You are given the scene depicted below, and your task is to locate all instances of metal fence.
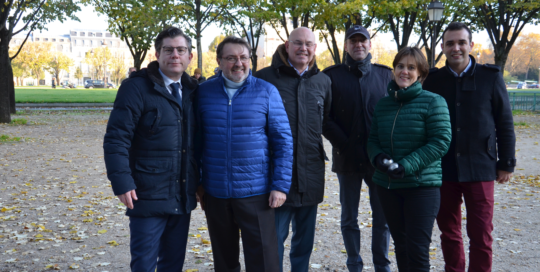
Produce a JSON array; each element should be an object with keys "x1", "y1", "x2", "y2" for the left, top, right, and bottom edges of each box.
[{"x1": 508, "y1": 91, "x2": 540, "y2": 111}]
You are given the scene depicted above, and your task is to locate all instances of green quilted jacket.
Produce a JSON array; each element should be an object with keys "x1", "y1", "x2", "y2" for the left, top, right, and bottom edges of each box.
[{"x1": 367, "y1": 80, "x2": 451, "y2": 189}]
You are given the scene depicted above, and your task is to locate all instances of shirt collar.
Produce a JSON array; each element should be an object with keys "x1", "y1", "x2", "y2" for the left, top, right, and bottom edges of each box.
[
  {"x1": 158, "y1": 68, "x2": 182, "y2": 89},
  {"x1": 287, "y1": 59, "x2": 309, "y2": 76},
  {"x1": 448, "y1": 56, "x2": 472, "y2": 77}
]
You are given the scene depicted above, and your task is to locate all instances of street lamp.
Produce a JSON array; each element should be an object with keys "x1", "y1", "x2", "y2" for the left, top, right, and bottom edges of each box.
[
  {"x1": 477, "y1": 52, "x2": 481, "y2": 64},
  {"x1": 428, "y1": 0, "x2": 445, "y2": 68}
]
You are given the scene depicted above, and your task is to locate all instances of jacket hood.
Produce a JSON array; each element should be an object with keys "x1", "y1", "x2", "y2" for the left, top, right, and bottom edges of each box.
[
  {"x1": 387, "y1": 80, "x2": 423, "y2": 102},
  {"x1": 131, "y1": 61, "x2": 198, "y2": 91},
  {"x1": 270, "y1": 44, "x2": 318, "y2": 78}
]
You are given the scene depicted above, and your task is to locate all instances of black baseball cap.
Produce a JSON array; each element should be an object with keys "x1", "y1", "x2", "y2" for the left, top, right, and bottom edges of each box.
[{"x1": 345, "y1": 25, "x2": 370, "y2": 40}]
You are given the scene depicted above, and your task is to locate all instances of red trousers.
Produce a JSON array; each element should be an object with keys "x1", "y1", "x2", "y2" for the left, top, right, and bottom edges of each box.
[{"x1": 436, "y1": 180, "x2": 494, "y2": 272}]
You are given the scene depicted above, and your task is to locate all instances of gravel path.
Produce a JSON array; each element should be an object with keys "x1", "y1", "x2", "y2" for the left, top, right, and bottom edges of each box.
[{"x1": 0, "y1": 111, "x2": 539, "y2": 272}]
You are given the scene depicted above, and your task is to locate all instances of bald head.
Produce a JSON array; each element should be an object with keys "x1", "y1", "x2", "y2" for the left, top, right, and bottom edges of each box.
[
  {"x1": 289, "y1": 27, "x2": 315, "y2": 41},
  {"x1": 286, "y1": 27, "x2": 317, "y2": 73}
]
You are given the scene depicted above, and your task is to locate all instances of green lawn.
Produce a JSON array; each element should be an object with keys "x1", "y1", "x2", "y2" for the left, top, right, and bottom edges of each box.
[{"x1": 15, "y1": 88, "x2": 118, "y2": 103}]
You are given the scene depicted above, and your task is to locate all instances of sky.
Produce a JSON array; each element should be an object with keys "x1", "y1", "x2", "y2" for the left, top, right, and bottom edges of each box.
[{"x1": 42, "y1": 5, "x2": 540, "y2": 54}]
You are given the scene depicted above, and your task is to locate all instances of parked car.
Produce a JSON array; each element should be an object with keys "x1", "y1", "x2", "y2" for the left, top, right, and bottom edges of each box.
[
  {"x1": 528, "y1": 83, "x2": 539, "y2": 89},
  {"x1": 517, "y1": 82, "x2": 527, "y2": 89},
  {"x1": 84, "y1": 79, "x2": 115, "y2": 89},
  {"x1": 61, "y1": 81, "x2": 77, "y2": 88}
]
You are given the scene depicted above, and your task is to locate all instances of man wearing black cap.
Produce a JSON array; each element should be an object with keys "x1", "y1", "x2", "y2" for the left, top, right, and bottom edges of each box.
[{"x1": 323, "y1": 25, "x2": 392, "y2": 272}]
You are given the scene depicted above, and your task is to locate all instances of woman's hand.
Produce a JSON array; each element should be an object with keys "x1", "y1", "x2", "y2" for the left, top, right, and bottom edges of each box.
[
  {"x1": 388, "y1": 164, "x2": 405, "y2": 179},
  {"x1": 375, "y1": 153, "x2": 393, "y2": 172}
]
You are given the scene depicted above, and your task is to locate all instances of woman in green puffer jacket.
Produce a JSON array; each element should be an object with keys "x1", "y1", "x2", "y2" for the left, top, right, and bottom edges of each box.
[{"x1": 367, "y1": 47, "x2": 451, "y2": 272}]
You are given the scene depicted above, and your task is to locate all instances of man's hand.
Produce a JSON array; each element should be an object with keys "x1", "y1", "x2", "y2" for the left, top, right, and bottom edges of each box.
[
  {"x1": 117, "y1": 190, "x2": 138, "y2": 209},
  {"x1": 496, "y1": 170, "x2": 513, "y2": 183},
  {"x1": 196, "y1": 185, "x2": 206, "y2": 211},
  {"x1": 269, "y1": 190, "x2": 286, "y2": 208}
]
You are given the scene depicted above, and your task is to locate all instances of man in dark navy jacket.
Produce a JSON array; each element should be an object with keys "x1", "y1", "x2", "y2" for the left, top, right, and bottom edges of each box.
[
  {"x1": 323, "y1": 26, "x2": 392, "y2": 272},
  {"x1": 423, "y1": 22, "x2": 516, "y2": 272},
  {"x1": 103, "y1": 27, "x2": 199, "y2": 272}
]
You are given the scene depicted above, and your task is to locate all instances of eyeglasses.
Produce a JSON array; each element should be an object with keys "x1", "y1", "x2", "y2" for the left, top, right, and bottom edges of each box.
[
  {"x1": 291, "y1": 41, "x2": 315, "y2": 48},
  {"x1": 222, "y1": 56, "x2": 251, "y2": 63},
  {"x1": 161, "y1": 46, "x2": 189, "y2": 55}
]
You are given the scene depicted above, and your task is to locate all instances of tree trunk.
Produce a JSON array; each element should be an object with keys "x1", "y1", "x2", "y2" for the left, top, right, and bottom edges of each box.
[
  {"x1": 493, "y1": 45, "x2": 508, "y2": 75},
  {"x1": 133, "y1": 51, "x2": 144, "y2": 71},
  {"x1": 328, "y1": 25, "x2": 341, "y2": 65},
  {"x1": 0, "y1": 40, "x2": 12, "y2": 123},
  {"x1": 197, "y1": 34, "x2": 202, "y2": 70},
  {"x1": 251, "y1": 50, "x2": 258, "y2": 72}
]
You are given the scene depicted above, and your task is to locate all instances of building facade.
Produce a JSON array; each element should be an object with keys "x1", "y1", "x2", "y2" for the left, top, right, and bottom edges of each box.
[{"x1": 10, "y1": 29, "x2": 133, "y2": 86}]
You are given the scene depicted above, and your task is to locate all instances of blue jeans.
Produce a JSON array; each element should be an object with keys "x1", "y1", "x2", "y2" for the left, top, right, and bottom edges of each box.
[
  {"x1": 129, "y1": 214, "x2": 191, "y2": 272},
  {"x1": 275, "y1": 205, "x2": 318, "y2": 272},
  {"x1": 337, "y1": 171, "x2": 391, "y2": 272}
]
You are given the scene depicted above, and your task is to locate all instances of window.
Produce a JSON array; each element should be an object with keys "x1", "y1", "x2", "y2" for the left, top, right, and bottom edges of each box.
[
  {"x1": 60, "y1": 39, "x2": 64, "y2": 42},
  {"x1": 71, "y1": 31, "x2": 77, "y2": 36},
  {"x1": 106, "y1": 33, "x2": 112, "y2": 38},
  {"x1": 52, "y1": 38, "x2": 56, "y2": 42},
  {"x1": 35, "y1": 38, "x2": 40, "y2": 41},
  {"x1": 80, "y1": 32, "x2": 85, "y2": 37},
  {"x1": 97, "y1": 33, "x2": 103, "y2": 37},
  {"x1": 44, "y1": 38, "x2": 49, "y2": 41}
]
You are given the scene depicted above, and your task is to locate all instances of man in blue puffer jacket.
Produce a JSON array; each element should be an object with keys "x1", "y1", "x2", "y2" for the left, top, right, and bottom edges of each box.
[{"x1": 197, "y1": 36, "x2": 293, "y2": 272}]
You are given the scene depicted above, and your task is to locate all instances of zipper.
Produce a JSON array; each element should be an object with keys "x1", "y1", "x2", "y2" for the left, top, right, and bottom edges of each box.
[
  {"x1": 389, "y1": 102, "x2": 403, "y2": 189},
  {"x1": 227, "y1": 98, "x2": 232, "y2": 197},
  {"x1": 225, "y1": 83, "x2": 246, "y2": 197}
]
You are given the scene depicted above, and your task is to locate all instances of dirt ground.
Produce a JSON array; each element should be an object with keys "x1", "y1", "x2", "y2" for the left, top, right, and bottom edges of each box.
[{"x1": 0, "y1": 111, "x2": 539, "y2": 272}]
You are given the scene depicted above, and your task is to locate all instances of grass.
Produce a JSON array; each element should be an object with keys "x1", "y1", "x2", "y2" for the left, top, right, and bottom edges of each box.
[
  {"x1": 514, "y1": 121, "x2": 529, "y2": 127},
  {"x1": 15, "y1": 88, "x2": 118, "y2": 103},
  {"x1": 9, "y1": 118, "x2": 27, "y2": 125},
  {"x1": 512, "y1": 110, "x2": 538, "y2": 116},
  {"x1": 0, "y1": 134, "x2": 22, "y2": 143}
]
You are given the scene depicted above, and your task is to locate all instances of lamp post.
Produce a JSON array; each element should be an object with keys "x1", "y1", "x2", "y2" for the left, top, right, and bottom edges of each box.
[
  {"x1": 477, "y1": 52, "x2": 481, "y2": 64},
  {"x1": 428, "y1": 0, "x2": 445, "y2": 68}
]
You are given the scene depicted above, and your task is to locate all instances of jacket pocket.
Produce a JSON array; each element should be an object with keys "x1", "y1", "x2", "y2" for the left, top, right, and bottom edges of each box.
[
  {"x1": 486, "y1": 134, "x2": 496, "y2": 160},
  {"x1": 139, "y1": 108, "x2": 161, "y2": 137},
  {"x1": 133, "y1": 158, "x2": 172, "y2": 199}
]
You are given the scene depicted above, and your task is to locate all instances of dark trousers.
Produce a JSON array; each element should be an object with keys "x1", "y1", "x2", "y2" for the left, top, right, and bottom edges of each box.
[
  {"x1": 129, "y1": 213, "x2": 191, "y2": 272},
  {"x1": 337, "y1": 171, "x2": 391, "y2": 272},
  {"x1": 205, "y1": 193, "x2": 280, "y2": 272},
  {"x1": 274, "y1": 204, "x2": 318, "y2": 272},
  {"x1": 376, "y1": 185, "x2": 440, "y2": 272},
  {"x1": 436, "y1": 181, "x2": 495, "y2": 272}
]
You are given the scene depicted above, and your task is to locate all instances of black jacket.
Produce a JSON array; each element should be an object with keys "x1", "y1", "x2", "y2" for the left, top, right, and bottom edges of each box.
[
  {"x1": 255, "y1": 44, "x2": 332, "y2": 207},
  {"x1": 323, "y1": 53, "x2": 392, "y2": 173},
  {"x1": 103, "y1": 61, "x2": 200, "y2": 217},
  {"x1": 423, "y1": 56, "x2": 516, "y2": 182},
  {"x1": 191, "y1": 75, "x2": 206, "y2": 84}
]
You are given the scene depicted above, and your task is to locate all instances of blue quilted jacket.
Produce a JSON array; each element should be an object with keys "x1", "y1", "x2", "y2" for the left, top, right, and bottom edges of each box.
[{"x1": 198, "y1": 72, "x2": 293, "y2": 199}]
